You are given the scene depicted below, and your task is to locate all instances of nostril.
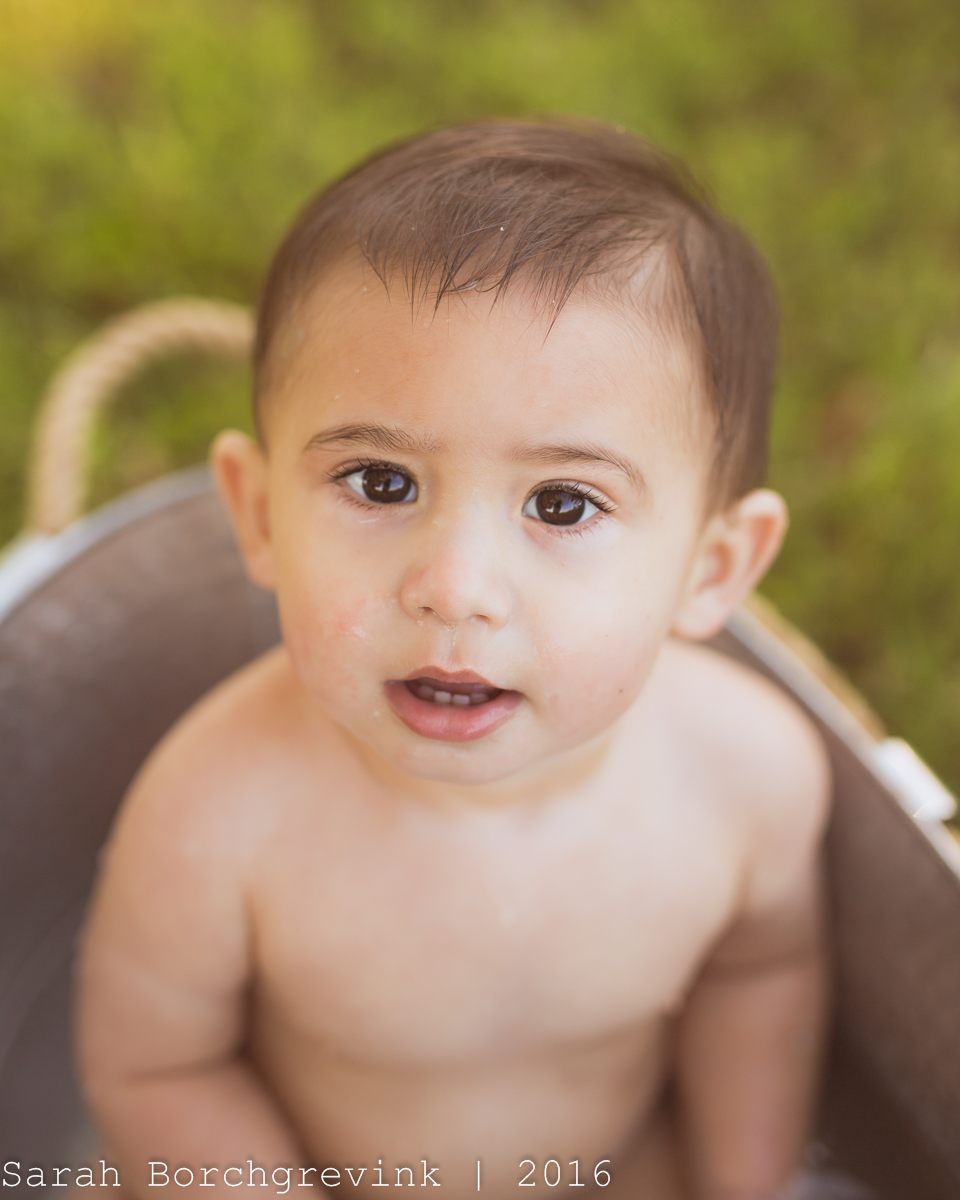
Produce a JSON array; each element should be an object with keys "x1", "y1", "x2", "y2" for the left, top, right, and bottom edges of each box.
[{"x1": 400, "y1": 564, "x2": 510, "y2": 629}]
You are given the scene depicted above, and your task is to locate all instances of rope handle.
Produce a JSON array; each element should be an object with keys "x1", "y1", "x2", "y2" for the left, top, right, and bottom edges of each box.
[{"x1": 26, "y1": 297, "x2": 254, "y2": 535}]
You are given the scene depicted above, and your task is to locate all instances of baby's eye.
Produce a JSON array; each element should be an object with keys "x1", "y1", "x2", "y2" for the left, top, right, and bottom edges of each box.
[
  {"x1": 344, "y1": 466, "x2": 417, "y2": 504},
  {"x1": 522, "y1": 487, "x2": 600, "y2": 526}
]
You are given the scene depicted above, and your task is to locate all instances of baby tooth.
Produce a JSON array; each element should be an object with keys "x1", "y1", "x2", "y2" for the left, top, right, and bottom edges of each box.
[
  {"x1": 451, "y1": 693, "x2": 471, "y2": 706},
  {"x1": 470, "y1": 692, "x2": 489, "y2": 704},
  {"x1": 433, "y1": 691, "x2": 452, "y2": 704},
  {"x1": 416, "y1": 685, "x2": 435, "y2": 700}
]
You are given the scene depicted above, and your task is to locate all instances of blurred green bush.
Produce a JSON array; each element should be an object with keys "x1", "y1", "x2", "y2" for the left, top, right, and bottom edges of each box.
[{"x1": 2, "y1": 0, "x2": 959, "y2": 793}]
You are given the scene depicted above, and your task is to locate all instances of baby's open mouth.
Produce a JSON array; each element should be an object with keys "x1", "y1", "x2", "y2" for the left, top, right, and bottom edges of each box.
[
  {"x1": 386, "y1": 672, "x2": 520, "y2": 742},
  {"x1": 404, "y1": 678, "x2": 503, "y2": 707}
]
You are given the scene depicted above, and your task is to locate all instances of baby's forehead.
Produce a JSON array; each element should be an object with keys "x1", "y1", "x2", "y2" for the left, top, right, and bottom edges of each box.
[
  {"x1": 265, "y1": 260, "x2": 714, "y2": 471},
  {"x1": 272, "y1": 239, "x2": 682, "y2": 358}
]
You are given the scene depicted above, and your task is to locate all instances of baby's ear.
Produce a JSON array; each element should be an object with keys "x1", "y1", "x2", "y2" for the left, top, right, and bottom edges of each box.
[
  {"x1": 209, "y1": 430, "x2": 276, "y2": 591},
  {"x1": 671, "y1": 488, "x2": 787, "y2": 641}
]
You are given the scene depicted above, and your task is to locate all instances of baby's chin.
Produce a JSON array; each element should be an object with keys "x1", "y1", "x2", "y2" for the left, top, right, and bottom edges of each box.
[
  {"x1": 355, "y1": 705, "x2": 632, "y2": 794},
  {"x1": 375, "y1": 719, "x2": 552, "y2": 789},
  {"x1": 320, "y1": 703, "x2": 553, "y2": 790}
]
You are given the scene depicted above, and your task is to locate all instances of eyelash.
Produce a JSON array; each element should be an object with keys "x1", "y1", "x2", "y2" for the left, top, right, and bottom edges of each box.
[
  {"x1": 328, "y1": 458, "x2": 416, "y2": 506},
  {"x1": 528, "y1": 481, "x2": 614, "y2": 513},
  {"x1": 329, "y1": 457, "x2": 412, "y2": 479},
  {"x1": 328, "y1": 460, "x2": 615, "y2": 529}
]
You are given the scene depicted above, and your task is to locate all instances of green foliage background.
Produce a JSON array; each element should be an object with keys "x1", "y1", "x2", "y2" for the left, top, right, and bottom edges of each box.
[{"x1": 2, "y1": 0, "x2": 960, "y2": 793}]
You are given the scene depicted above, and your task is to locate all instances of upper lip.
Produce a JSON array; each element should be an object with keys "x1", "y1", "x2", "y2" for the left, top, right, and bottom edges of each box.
[{"x1": 399, "y1": 666, "x2": 500, "y2": 688}]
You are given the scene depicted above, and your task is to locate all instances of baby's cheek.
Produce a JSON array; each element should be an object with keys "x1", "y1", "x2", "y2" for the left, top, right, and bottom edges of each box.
[
  {"x1": 280, "y1": 580, "x2": 387, "y2": 697},
  {"x1": 535, "y1": 596, "x2": 662, "y2": 732},
  {"x1": 328, "y1": 597, "x2": 378, "y2": 642}
]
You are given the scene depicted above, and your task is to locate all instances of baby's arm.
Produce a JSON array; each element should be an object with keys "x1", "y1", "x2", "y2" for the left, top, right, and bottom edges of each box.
[
  {"x1": 77, "y1": 736, "x2": 322, "y2": 1200},
  {"x1": 675, "y1": 705, "x2": 831, "y2": 1200}
]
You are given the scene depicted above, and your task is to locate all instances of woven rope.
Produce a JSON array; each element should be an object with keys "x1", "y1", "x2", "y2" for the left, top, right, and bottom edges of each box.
[{"x1": 26, "y1": 298, "x2": 254, "y2": 535}]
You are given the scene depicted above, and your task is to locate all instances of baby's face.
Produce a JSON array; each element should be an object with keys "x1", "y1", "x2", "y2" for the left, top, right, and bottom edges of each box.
[{"x1": 236, "y1": 266, "x2": 721, "y2": 787}]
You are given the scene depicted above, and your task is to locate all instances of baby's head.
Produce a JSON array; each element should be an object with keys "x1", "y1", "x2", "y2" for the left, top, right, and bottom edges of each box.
[{"x1": 214, "y1": 119, "x2": 786, "y2": 789}]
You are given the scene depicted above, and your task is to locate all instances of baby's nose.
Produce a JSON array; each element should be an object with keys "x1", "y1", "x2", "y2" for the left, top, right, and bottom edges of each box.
[{"x1": 399, "y1": 516, "x2": 511, "y2": 630}]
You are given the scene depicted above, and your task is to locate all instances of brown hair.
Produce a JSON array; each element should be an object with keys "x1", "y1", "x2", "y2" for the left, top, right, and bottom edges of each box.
[{"x1": 254, "y1": 119, "x2": 778, "y2": 504}]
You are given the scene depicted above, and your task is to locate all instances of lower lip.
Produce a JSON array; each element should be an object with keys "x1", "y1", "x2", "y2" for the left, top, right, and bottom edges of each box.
[{"x1": 385, "y1": 681, "x2": 523, "y2": 743}]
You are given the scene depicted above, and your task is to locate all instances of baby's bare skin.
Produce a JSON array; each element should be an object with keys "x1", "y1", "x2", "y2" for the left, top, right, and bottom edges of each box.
[
  {"x1": 80, "y1": 640, "x2": 826, "y2": 1200},
  {"x1": 78, "y1": 269, "x2": 829, "y2": 1200}
]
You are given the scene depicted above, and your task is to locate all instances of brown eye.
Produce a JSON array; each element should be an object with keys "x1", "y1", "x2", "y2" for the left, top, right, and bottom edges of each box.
[
  {"x1": 344, "y1": 466, "x2": 417, "y2": 504},
  {"x1": 524, "y1": 488, "x2": 598, "y2": 526}
]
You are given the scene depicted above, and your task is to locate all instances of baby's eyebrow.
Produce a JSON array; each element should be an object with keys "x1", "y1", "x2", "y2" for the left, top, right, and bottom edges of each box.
[
  {"x1": 304, "y1": 423, "x2": 442, "y2": 455},
  {"x1": 304, "y1": 425, "x2": 643, "y2": 489},
  {"x1": 511, "y1": 443, "x2": 645, "y2": 489}
]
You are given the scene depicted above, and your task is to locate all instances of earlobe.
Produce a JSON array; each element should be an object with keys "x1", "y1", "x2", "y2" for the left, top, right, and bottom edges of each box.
[
  {"x1": 671, "y1": 489, "x2": 788, "y2": 641},
  {"x1": 209, "y1": 430, "x2": 276, "y2": 590}
]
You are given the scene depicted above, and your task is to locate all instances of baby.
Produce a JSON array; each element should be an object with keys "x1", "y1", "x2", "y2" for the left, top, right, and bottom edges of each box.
[{"x1": 77, "y1": 121, "x2": 830, "y2": 1200}]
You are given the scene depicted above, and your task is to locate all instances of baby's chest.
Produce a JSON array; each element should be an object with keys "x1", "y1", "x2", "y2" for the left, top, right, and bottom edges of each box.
[{"x1": 251, "y1": 816, "x2": 738, "y2": 1064}]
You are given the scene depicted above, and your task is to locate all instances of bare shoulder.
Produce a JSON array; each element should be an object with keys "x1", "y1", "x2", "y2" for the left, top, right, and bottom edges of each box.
[
  {"x1": 645, "y1": 637, "x2": 832, "y2": 964},
  {"x1": 102, "y1": 644, "x2": 311, "y2": 878},
  {"x1": 78, "y1": 652, "x2": 316, "y2": 1083},
  {"x1": 653, "y1": 636, "x2": 831, "y2": 854},
  {"x1": 80, "y1": 644, "x2": 324, "y2": 1000}
]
